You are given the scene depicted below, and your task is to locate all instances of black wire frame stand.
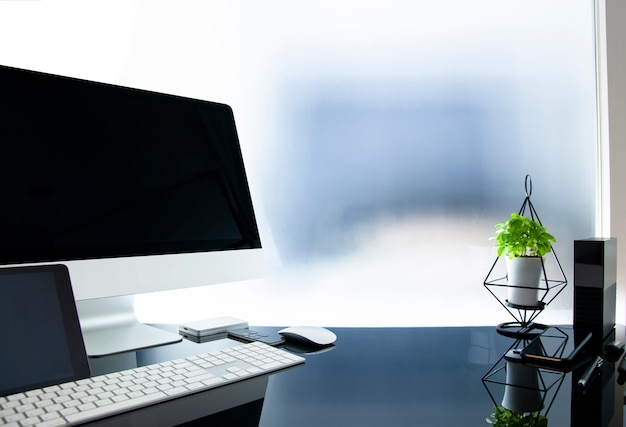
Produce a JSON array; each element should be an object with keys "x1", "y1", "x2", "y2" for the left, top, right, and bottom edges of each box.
[
  {"x1": 484, "y1": 176, "x2": 568, "y2": 339},
  {"x1": 482, "y1": 336, "x2": 566, "y2": 423}
]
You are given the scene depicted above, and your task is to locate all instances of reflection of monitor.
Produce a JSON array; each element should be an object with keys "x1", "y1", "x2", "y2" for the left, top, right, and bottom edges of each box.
[{"x1": 0, "y1": 65, "x2": 264, "y2": 357}]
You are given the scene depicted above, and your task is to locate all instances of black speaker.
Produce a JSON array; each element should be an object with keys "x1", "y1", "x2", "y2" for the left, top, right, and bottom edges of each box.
[
  {"x1": 573, "y1": 238, "x2": 617, "y2": 353},
  {"x1": 571, "y1": 238, "x2": 617, "y2": 427}
]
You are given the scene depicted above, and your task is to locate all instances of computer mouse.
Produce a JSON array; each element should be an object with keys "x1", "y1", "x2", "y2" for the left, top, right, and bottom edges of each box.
[{"x1": 278, "y1": 326, "x2": 337, "y2": 346}]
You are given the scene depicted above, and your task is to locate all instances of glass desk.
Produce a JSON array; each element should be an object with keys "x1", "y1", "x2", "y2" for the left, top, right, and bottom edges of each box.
[{"x1": 87, "y1": 325, "x2": 624, "y2": 426}]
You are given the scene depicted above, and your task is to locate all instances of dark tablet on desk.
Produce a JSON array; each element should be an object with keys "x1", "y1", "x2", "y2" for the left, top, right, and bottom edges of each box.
[{"x1": 0, "y1": 264, "x2": 90, "y2": 396}]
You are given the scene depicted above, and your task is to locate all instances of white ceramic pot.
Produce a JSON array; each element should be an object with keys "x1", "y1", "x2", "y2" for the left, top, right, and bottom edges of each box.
[{"x1": 505, "y1": 256, "x2": 543, "y2": 307}]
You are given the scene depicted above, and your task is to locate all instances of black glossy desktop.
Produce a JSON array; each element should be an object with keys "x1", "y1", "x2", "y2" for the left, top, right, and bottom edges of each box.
[{"x1": 87, "y1": 325, "x2": 624, "y2": 427}]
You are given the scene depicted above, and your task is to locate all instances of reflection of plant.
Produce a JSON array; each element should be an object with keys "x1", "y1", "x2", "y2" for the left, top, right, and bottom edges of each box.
[
  {"x1": 493, "y1": 213, "x2": 556, "y2": 259},
  {"x1": 486, "y1": 406, "x2": 547, "y2": 427}
]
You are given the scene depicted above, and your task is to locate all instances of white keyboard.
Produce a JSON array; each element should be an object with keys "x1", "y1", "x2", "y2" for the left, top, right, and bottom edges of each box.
[{"x1": 0, "y1": 341, "x2": 304, "y2": 426}]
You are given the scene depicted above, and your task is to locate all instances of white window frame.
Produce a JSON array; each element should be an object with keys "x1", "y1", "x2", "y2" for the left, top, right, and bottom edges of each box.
[{"x1": 595, "y1": 0, "x2": 626, "y2": 324}]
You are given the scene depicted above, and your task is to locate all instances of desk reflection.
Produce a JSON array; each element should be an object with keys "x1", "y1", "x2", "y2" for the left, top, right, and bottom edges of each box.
[{"x1": 87, "y1": 326, "x2": 622, "y2": 427}]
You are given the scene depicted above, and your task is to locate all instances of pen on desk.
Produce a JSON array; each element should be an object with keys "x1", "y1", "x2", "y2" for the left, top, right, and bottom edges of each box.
[{"x1": 578, "y1": 355, "x2": 603, "y2": 392}]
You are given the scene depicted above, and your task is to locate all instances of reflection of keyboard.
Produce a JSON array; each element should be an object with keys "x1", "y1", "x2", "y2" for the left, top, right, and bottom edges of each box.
[{"x1": 0, "y1": 342, "x2": 304, "y2": 426}]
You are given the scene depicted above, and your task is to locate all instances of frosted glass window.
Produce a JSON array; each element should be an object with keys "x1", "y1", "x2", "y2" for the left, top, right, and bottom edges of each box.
[
  {"x1": 236, "y1": 0, "x2": 597, "y2": 325},
  {"x1": 137, "y1": 0, "x2": 598, "y2": 326},
  {"x1": 1, "y1": 1, "x2": 595, "y2": 325}
]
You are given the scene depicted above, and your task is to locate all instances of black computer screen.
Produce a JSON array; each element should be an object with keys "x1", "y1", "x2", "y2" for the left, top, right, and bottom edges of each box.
[
  {"x1": 0, "y1": 265, "x2": 90, "y2": 396},
  {"x1": 0, "y1": 64, "x2": 261, "y2": 265}
]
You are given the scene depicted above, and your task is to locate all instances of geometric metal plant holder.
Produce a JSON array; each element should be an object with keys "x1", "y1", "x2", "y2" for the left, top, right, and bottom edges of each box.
[
  {"x1": 482, "y1": 340, "x2": 566, "y2": 423},
  {"x1": 484, "y1": 175, "x2": 567, "y2": 338}
]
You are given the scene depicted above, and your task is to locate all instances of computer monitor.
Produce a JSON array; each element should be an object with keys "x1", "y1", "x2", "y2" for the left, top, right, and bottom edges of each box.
[{"x1": 0, "y1": 65, "x2": 264, "y2": 357}]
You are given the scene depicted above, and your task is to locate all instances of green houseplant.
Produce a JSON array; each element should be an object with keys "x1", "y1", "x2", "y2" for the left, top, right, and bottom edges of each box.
[
  {"x1": 486, "y1": 406, "x2": 547, "y2": 427},
  {"x1": 493, "y1": 213, "x2": 556, "y2": 307},
  {"x1": 494, "y1": 213, "x2": 556, "y2": 259}
]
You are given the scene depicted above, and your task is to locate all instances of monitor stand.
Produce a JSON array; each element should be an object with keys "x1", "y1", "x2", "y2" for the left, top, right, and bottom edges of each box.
[{"x1": 76, "y1": 295, "x2": 182, "y2": 357}]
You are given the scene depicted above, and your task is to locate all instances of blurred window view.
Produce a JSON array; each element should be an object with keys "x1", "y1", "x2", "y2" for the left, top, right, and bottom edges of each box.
[
  {"x1": 120, "y1": 0, "x2": 597, "y2": 325},
  {"x1": 242, "y1": 1, "x2": 597, "y2": 323}
]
